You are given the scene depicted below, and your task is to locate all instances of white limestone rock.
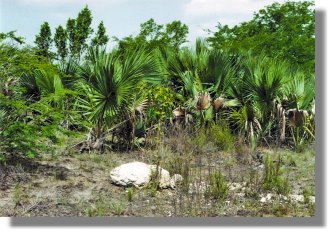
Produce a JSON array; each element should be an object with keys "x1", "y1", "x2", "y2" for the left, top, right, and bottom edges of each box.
[
  {"x1": 170, "y1": 174, "x2": 183, "y2": 188},
  {"x1": 110, "y1": 161, "x2": 178, "y2": 189},
  {"x1": 289, "y1": 194, "x2": 305, "y2": 203},
  {"x1": 260, "y1": 193, "x2": 274, "y2": 203},
  {"x1": 308, "y1": 196, "x2": 315, "y2": 204}
]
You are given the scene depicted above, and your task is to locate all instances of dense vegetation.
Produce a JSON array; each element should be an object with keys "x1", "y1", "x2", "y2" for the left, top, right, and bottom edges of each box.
[
  {"x1": 0, "y1": 1, "x2": 315, "y2": 162},
  {"x1": 0, "y1": 1, "x2": 316, "y2": 218}
]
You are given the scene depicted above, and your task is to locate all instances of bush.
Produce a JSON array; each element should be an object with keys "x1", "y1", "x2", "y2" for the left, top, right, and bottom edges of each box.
[
  {"x1": 0, "y1": 96, "x2": 63, "y2": 162},
  {"x1": 192, "y1": 122, "x2": 234, "y2": 153},
  {"x1": 146, "y1": 86, "x2": 183, "y2": 124},
  {"x1": 208, "y1": 122, "x2": 234, "y2": 151}
]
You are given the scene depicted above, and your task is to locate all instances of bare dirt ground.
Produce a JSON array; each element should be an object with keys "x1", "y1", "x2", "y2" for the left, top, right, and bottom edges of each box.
[{"x1": 0, "y1": 142, "x2": 315, "y2": 217}]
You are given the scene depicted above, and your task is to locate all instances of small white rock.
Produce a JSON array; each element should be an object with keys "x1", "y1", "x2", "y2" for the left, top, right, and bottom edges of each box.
[
  {"x1": 260, "y1": 193, "x2": 273, "y2": 203},
  {"x1": 236, "y1": 192, "x2": 245, "y2": 198},
  {"x1": 279, "y1": 194, "x2": 288, "y2": 201},
  {"x1": 229, "y1": 182, "x2": 242, "y2": 191},
  {"x1": 171, "y1": 174, "x2": 183, "y2": 183},
  {"x1": 289, "y1": 194, "x2": 305, "y2": 203},
  {"x1": 170, "y1": 174, "x2": 183, "y2": 189},
  {"x1": 308, "y1": 196, "x2": 315, "y2": 204}
]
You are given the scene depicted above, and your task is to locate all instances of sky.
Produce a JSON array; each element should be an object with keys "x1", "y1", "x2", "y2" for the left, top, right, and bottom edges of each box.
[{"x1": 1, "y1": 0, "x2": 302, "y2": 47}]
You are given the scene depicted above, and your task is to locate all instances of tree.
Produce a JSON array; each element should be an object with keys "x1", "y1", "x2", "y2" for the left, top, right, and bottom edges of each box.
[
  {"x1": 66, "y1": 6, "x2": 93, "y2": 58},
  {"x1": 66, "y1": 18, "x2": 76, "y2": 57},
  {"x1": 91, "y1": 21, "x2": 109, "y2": 47},
  {"x1": 0, "y1": 31, "x2": 24, "y2": 44},
  {"x1": 76, "y1": 47, "x2": 162, "y2": 148},
  {"x1": 117, "y1": 18, "x2": 189, "y2": 53},
  {"x1": 0, "y1": 40, "x2": 66, "y2": 161},
  {"x1": 139, "y1": 18, "x2": 164, "y2": 42},
  {"x1": 35, "y1": 22, "x2": 52, "y2": 59},
  {"x1": 54, "y1": 25, "x2": 68, "y2": 60},
  {"x1": 75, "y1": 6, "x2": 93, "y2": 57},
  {"x1": 164, "y1": 20, "x2": 189, "y2": 50},
  {"x1": 207, "y1": 1, "x2": 315, "y2": 72}
]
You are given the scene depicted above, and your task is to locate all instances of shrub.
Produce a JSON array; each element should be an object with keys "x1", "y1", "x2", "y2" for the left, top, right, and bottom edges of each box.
[
  {"x1": 0, "y1": 95, "x2": 68, "y2": 162},
  {"x1": 208, "y1": 122, "x2": 234, "y2": 151},
  {"x1": 146, "y1": 86, "x2": 183, "y2": 124}
]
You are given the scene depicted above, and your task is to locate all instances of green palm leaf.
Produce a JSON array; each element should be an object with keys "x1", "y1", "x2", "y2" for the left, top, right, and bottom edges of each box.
[{"x1": 76, "y1": 47, "x2": 162, "y2": 127}]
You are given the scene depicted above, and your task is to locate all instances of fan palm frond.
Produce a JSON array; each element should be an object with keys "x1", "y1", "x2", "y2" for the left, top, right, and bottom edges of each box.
[
  {"x1": 76, "y1": 47, "x2": 162, "y2": 128},
  {"x1": 283, "y1": 71, "x2": 315, "y2": 111}
]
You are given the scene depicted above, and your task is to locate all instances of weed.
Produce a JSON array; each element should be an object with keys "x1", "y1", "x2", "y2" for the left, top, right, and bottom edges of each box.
[
  {"x1": 271, "y1": 202, "x2": 292, "y2": 217},
  {"x1": 190, "y1": 130, "x2": 208, "y2": 154},
  {"x1": 92, "y1": 155, "x2": 102, "y2": 164},
  {"x1": 54, "y1": 169, "x2": 67, "y2": 180},
  {"x1": 205, "y1": 171, "x2": 229, "y2": 202},
  {"x1": 56, "y1": 195, "x2": 69, "y2": 205},
  {"x1": 148, "y1": 185, "x2": 158, "y2": 197},
  {"x1": 208, "y1": 122, "x2": 234, "y2": 151},
  {"x1": 126, "y1": 187, "x2": 134, "y2": 202},
  {"x1": 307, "y1": 202, "x2": 315, "y2": 216},
  {"x1": 85, "y1": 199, "x2": 109, "y2": 216},
  {"x1": 302, "y1": 187, "x2": 314, "y2": 204},
  {"x1": 13, "y1": 184, "x2": 23, "y2": 206},
  {"x1": 111, "y1": 201, "x2": 126, "y2": 216},
  {"x1": 263, "y1": 155, "x2": 291, "y2": 195},
  {"x1": 148, "y1": 164, "x2": 161, "y2": 190},
  {"x1": 286, "y1": 155, "x2": 297, "y2": 167}
]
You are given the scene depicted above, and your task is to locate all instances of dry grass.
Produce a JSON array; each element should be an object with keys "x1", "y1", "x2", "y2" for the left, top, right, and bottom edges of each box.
[{"x1": 0, "y1": 130, "x2": 315, "y2": 217}]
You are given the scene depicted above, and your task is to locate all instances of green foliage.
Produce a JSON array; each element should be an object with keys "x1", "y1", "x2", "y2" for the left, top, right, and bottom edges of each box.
[
  {"x1": 62, "y1": 6, "x2": 93, "y2": 59},
  {"x1": 0, "y1": 31, "x2": 24, "y2": 44},
  {"x1": 283, "y1": 71, "x2": 315, "y2": 111},
  {"x1": 1, "y1": 122, "x2": 41, "y2": 159},
  {"x1": 66, "y1": 18, "x2": 76, "y2": 57},
  {"x1": 0, "y1": 43, "x2": 58, "y2": 92},
  {"x1": 0, "y1": 95, "x2": 62, "y2": 161},
  {"x1": 205, "y1": 171, "x2": 229, "y2": 201},
  {"x1": 164, "y1": 20, "x2": 189, "y2": 50},
  {"x1": 208, "y1": 1, "x2": 315, "y2": 72},
  {"x1": 35, "y1": 22, "x2": 53, "y2": 59},
  {"x1": 207, "y1": 122, "x2": 234, "y2": 151},
  {"x1": 21, "y1": 69, "x2": 77, "y2": 110},
  {"x1": 76, "y1": 47, "x2": 162, "y2": 142},
  {"x1": 146, "y1": 86, "x2": 182, "y2": 123},
  {"x1": 243, "y1": 55, "x2": 290, "y2": 120},
  {"x1": 54, "y1": 25, "x2": 68, "y2": 60},
  {"x1": 91, "y1": 21, "x2": 109, "y2": 47},
  {"x1": 117, "y1": 18, "x2": 189, "y2": 52},
  {"x1": 263, "y1": 155, "x2": 291, "y2": 195},
  {"x1": 71, "y1": 6, "x2": 93, "y2": 57},
  {"x1": 1, "y1": 1, "x2": 315, "y2": 161},
  {"x1": 126, "y1": 187, "x2": 134, "y2": 202}
]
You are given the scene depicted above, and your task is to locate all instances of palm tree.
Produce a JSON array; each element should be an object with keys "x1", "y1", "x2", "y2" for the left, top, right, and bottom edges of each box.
[
  {"x1": 282, "y1": 70, "x2": 315, "y2": 146},
  {"x1": 75, "y1": 47, "x2": 163, "y2": 150},
  {"x1": 21, "y1": 69, "x2": 77, "y2": 110},
  {"x1": 224, "y1": 53, "x2": 288, "y2": 145},
  {"x1": 163, "y1": 39, "x2": 236, "y2": 126}
]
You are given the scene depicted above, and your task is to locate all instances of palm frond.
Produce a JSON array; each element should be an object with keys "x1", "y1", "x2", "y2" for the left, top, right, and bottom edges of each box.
[
  {"x1": 76, "y1": 47, "x2": 162, "y2": 127},
  {"x1": 21, "y1": 72, "x2": 41, "y2": 101}
]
